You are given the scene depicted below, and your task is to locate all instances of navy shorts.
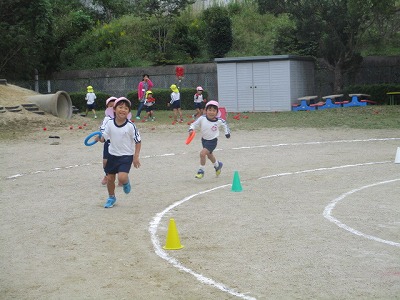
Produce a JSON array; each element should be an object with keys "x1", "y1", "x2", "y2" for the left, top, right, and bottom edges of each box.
[
  {"x1": 103, "y1": 140, "x2": 110, "y2": 159},
  {"x1": 105, "y1": 154, "x2": 133, "y2": 175},
  {"x1": 202, "y1": 138, "x2": 218, "y2": 153},
  {"x1": 194, "y1": 102, "x2": 204, "y2": 109},
  {"x1": 171, "y1": 100, "x2": 181, "y2": 109},
  {"x1": 87, "y1": 103, "x2": 96, "y2": 110},
  {"x1": 145, "y1": 105, "x2": 155, "y2": 112}
]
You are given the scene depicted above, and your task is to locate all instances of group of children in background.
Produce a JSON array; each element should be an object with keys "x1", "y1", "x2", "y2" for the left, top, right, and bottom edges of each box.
[{"x1": 91, "y1": 75, "x2": 230, "y2": 208}]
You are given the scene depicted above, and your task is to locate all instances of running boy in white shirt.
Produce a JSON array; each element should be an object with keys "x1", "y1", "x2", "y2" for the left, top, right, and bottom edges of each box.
[
  {"x1": 85, "y1": 85, "x2": 97, "y2": 118},
  {"x1": 188, "y1": 100, "x2": 231, "y2": 179},
  {"x1": 100, "y1": 97, "x2": 141, "y2": 208}
]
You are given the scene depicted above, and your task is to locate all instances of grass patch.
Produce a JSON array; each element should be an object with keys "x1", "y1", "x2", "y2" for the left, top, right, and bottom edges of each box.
[{"x1": 137, "y1": 106, "x2": 400, "y2": 131}]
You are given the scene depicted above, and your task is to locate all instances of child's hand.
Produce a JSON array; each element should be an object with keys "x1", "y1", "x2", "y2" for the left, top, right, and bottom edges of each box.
[
  {"x1": 133, "y1": 158, "x2": 141, "y2": 168},
  {"x1": 225, "y1": 133, "x2": 230, "y2": 139}
]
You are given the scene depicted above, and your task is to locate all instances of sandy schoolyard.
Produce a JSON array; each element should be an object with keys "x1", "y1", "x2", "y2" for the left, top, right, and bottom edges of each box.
[{"x1": 1, "y1": 116, "x2": 399, "y2": 300}]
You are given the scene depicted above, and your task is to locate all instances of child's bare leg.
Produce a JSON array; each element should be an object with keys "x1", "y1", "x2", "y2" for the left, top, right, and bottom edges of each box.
[
  {"x1": 107, "y1": 174, "x2": 116, "y2": 195},
  {"x1": 118, "y1": 172, "x2": 129, "y2": 185},
  {"x1": 173, "y1": 109, "x2": 178, "y2": 121},
  {"x1": 207, "y1": 152, "x2": 216, "y2": 164},
  {"x1": 200, "y1": 148, "x2": 210, "y2": 166}
]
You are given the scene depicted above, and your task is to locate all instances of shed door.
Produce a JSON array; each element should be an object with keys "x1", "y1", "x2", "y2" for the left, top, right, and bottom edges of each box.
[
  {"x1": 237, "y1": 62, "x2": 271, "y2": 111},
  {"x1": 237, "y1": 63, "x2": 254, "y2": 111},
  {"x1": 253, "y1": 62, "x2": 271, "y2": 111}
]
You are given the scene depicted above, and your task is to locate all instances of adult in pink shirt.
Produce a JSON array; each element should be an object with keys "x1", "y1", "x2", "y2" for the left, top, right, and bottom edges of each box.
[{"x1": 136, "y1": 74, "x2": 154, "y2": 119}]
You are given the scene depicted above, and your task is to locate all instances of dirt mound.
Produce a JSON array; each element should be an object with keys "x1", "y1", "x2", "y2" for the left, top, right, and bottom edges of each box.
[
  {"x1": 0, "y1": 82, "x2": 94, "y2": 140},
  {"x1": 0, "y1": 83, "x2": 39, "y2": 107}
]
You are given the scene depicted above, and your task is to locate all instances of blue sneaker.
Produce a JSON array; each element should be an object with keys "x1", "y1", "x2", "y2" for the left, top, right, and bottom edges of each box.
[
  {"x1": 195, "y1": 169, "x2": 204, "y2": 179},
  {"x1": 104, "y1": 196, "x2": 116, "y2": 208},
  {"x1": 123, "y1": 181, "x2": 131, "y2": 194},
  {"x1": 215, "y1": 161, "x2": 223, "y2": 176}
]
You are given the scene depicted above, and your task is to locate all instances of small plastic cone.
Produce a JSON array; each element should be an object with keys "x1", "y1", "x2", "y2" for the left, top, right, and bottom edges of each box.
[
  {"x1": 163, "y1": 218, "x2": 184, "y2": 250},
  {"x1": 395, "y1": 147, "x2": 400, "y2": 163},
  {"x1": 231, "y1": 171, "x2": 243, "y2": 192}
]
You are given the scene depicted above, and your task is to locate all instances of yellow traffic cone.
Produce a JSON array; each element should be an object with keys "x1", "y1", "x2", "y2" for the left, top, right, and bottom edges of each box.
[
  {"x1": 163, "y1": 218, "x2": 184, "y2": 250},
  {"x1": 231, "y1": 171, "x2": 243, "y2": 192}
]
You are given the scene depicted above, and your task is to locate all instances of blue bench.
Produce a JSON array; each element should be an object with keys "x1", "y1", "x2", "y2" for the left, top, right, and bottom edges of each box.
[{"x1": 292, "y1": 96, "x2": 318, "y2": 111}]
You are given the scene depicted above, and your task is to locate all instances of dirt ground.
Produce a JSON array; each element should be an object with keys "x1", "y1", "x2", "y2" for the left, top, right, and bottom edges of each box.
[{"x1": 1, "y1": 84, "x2": 400, "y2": 299}]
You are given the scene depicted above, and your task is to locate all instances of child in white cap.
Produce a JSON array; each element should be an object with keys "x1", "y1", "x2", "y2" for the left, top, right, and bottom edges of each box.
[
  {"x1": 100, "y1": 97, "x2": 141, "y2": 208},
  {"x1": 193, "y1": 86, "x2": 206, "y2": 119},
  {"x1": 188, "y1": 100, "x2": 231, "y2": 179}
]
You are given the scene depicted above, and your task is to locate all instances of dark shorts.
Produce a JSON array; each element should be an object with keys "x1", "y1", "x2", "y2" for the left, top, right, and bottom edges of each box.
[
  {"x1": 202, "y1": 137, "x2": 218, "y2": 153},
  {"x1": 145, "y1": 105, "x2": 155, "y2": 112},
  {"x1": 105, "y1": 154, "x2": 133, "y2": 174},
  {"x1": 171, "y1": 100, "x2": 181, "y2": 109},
  {"x1": 87, "y1": 103, "x2": 96, "y2": 110},
  {"x1": 103, "y1": 140, "x2": 110, "y2": 159},
  {"x1": 194, "y1": 102, "x2": 204, "y2": 110}
]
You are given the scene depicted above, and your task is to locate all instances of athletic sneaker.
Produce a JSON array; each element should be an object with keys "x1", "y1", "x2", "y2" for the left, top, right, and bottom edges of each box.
[
  {"x1": 215, "y1": 161, "x2": 223, "y2": 176},
  {"x1": 94, "y1": 115, "x2": 97, "y2": 119},
  {"x1": 123, "y1": 181, "x2": 131, "y2": 194},
  {"x1": 104, "y1": 196, "x2": 116, "y2": 208},
  {"x1": 195, "y1": 169, "x2": 204, "y2": 179},
  {"x1": 136, "y1": 116, "x2": 140, "y2": 120}
]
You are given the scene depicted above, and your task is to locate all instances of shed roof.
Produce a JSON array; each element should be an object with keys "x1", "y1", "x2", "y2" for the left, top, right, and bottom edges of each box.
[{"x1": 215, "y1": 55, "x2": 314, "y2": 64}]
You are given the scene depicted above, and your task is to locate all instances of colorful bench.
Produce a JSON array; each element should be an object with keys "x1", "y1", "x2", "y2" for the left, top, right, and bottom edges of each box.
[
  {"x1": 344, "y1": 94, "x2": 376, "y2": 107},
  {"x1": 292, "y1": 96, "x2": 318, "y2": 111}
]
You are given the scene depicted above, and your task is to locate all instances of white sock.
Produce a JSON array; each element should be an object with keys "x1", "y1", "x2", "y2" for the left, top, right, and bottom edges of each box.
[
  {"x1": 214, "y1": 161, "x2": 219, "y2": 168},
  {"x1": 199, "y1": 166, "x2": 204, "y2": 171}
]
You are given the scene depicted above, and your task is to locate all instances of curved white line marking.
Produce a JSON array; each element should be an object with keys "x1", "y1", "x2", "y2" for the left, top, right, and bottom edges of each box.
[
  {"x1": 149, "y1": 185, "x2": 256, "y2": 300},
  {"x1": 323, "y1": 179, "x2": 400, "y2": 247},
  {"x1": 150, "y1": 160, "x2": 396, "y2": 299}
]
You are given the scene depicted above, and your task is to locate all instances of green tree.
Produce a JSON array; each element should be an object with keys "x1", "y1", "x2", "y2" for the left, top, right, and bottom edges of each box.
[
  {"x1": 201, "y1": 6, "x2": 233, "y2": 59},
  {"x1": 171, "y1": 19, "x2": 202, "y2": 61},
  {"x1": 92, "y1": 0, "x2": 136, "y2": 22},
  {"x1": 260, "y1": 0, "x2": 398, "y2": 92},
  {"x1": 136, "y1": 0, "x2": 195, "y2": 63},
  {"x1": 0, "y1": 0, "x2": 55, "y2": 79}
]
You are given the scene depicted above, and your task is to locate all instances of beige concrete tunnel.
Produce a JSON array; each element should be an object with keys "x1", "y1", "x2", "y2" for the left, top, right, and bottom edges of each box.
[{"x1": 26, "y1": 91, "x2": 73, "y2": 119}]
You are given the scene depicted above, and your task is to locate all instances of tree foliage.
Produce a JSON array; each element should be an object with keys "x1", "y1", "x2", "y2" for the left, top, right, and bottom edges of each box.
[
  {"x1": 1, "y1": 0, "x2": 398, "y2": 81},
  {"x1": 136, "y1": 0, "x2": 195, "y2": 62},
  {"x1": 258, "y1": 0, "x2": 399, "y2": 92},
  {"x1": 201, "y1": 6, "x2": 233, "y2": 59},
  {"x1": 0, "y1": 0, "x2": 55, "y2": 79}
]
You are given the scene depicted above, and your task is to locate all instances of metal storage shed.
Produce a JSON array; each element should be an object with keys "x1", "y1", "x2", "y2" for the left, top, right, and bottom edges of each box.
[{"x1": 215, "y1": 55, "x2": 315, "y2": 112}]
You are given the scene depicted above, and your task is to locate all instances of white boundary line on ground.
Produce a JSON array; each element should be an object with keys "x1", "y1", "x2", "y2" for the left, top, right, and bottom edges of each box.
[
  {"x1": 5, "y1": 137, "x2": 400, "y2": 180},
  {"x1": 149, "y1": 185, "x2": 256, "y2": 300},
  {"x1": 149, "y1": 160, "x2": 397, "y2": 300},
  {"x1": 323, "y1": 179, "x2": 400, "y2": 248}
]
